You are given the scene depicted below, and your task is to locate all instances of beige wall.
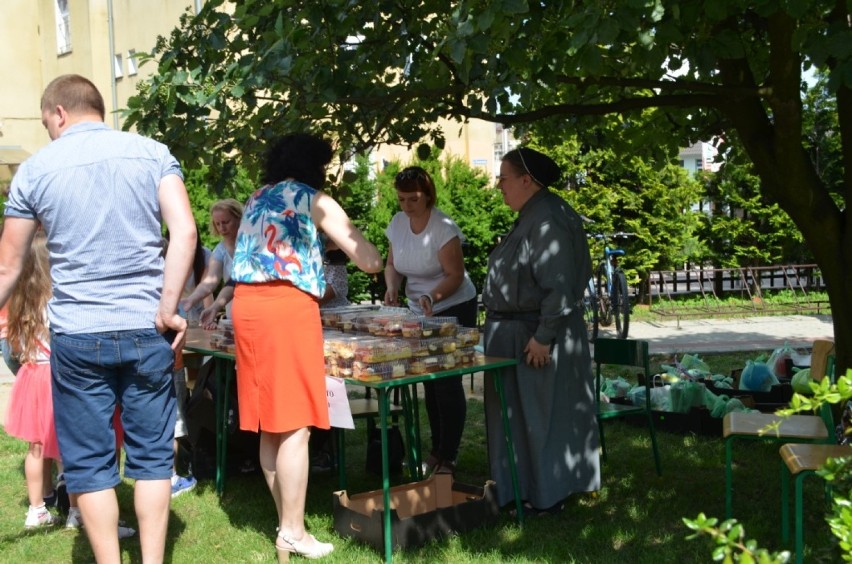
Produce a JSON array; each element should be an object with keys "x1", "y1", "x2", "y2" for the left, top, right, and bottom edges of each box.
[
  {"x1": 374, "y1": 117, "x2": 503, "y2": 181},
  {"x1": 0, "y1": 1, "x2": 49, "y2": 156},
  {"x1": 0, "y1": 0, "x2": 199, "y2": 158}
]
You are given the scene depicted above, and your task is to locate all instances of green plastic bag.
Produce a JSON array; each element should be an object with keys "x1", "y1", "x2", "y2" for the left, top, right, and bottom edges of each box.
[
  {"x1": 670, "y1": 380, "x2": 705, "y2": 413},
  {"x1": 791, "y1": 368, "x2": 815, "y2": 395}
]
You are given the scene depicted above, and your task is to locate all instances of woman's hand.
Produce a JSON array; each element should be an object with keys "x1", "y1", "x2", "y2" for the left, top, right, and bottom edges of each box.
[
  {"x1": 199, "y1": 303, "x2": 222, "y2": 329},
  {"x1": 418, "y1": 294, "x2": 434, "y2": 316},
  {"x1": 524, "y1": 336, "x2": 552, "y2": 368},
  {"x1": 384, "y1": 287, "x2": 399, "y2": 306}
]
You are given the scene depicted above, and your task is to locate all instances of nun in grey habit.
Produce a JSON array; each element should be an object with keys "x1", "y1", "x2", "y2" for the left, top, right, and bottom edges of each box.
[{"x1": 482, "y1": 147, "x2": 601, "y2": 511}]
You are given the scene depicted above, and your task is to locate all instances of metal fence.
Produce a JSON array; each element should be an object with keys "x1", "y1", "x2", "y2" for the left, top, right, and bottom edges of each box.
[{"x1": 647, "y1": 264, "x2": 829, "y2": 320}]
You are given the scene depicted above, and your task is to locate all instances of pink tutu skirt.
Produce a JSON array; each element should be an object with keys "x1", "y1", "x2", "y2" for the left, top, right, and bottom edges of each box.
[{"x1": 4, "y1": 362, "x2": 59, "y2": 460}]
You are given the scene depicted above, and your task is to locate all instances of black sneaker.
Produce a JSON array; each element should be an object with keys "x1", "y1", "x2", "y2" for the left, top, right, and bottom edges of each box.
[{"x1": 56, "y1": 473, "x2": 70, "y2": 515}]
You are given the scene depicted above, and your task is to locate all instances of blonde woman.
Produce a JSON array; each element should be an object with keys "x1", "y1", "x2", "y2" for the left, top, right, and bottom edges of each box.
[{"x1": 180, "y1": 198, "x2": 242, "y2": 318}]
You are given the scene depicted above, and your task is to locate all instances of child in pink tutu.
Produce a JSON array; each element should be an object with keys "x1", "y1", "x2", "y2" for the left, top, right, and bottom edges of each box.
[{"x1": 4, "y1": 231, "x2": 59, "y2": 528}]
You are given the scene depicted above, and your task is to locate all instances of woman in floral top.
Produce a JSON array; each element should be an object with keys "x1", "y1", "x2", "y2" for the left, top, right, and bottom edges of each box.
[{"x1": 230, "y1": 133, "x2": 382, "y2": 561}]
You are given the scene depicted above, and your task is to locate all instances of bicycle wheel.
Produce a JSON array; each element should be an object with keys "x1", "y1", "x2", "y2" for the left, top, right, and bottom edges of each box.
[
  {"x1": 583, "y1": 279, "x2": 599, "y2": 342},
  {"x1": 596, "y1": 267, "x2": 613, "y2": 326},
  {"x1": 612, "y1": 270, "x2": 630, "y2": 339}
]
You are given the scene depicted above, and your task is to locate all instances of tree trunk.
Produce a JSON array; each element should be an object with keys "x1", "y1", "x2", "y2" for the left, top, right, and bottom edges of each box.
[{"x1": 820, "y1": 259, "x2": 852, "y2": 376}]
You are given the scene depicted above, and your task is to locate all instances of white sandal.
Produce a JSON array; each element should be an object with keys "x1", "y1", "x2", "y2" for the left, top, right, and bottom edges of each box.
[{"x1": 275, "y1": 531, "x2": 334, "y2": 562}]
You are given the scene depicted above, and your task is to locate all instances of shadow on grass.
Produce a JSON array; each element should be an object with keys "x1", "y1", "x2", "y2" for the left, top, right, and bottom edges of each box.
[{"x1": 210, "y1": 398, "x2": 840, "y2": 562}]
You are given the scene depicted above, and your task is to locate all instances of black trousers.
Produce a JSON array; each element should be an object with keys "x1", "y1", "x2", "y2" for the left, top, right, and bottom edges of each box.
[{"x1": 424, "y1": 296, "x2": 478, "y2": 462}]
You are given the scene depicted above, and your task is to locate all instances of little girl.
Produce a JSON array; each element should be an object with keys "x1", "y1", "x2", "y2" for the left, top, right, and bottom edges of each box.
[{"x1": 4, "y1": 231, "x2": 58, "y2": 527}]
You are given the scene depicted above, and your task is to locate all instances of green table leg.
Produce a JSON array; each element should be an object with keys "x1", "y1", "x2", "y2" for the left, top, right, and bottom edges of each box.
[
  {"x1": 411, "y1": 384, "x2": 422, "y2": 478},
  {"x1": 724, "y1": 437, "x2": 734, "y2": 520},
  {"x1": 336, "y1": 427, "x2": 346, "y2": 491},
  {"x1": 493, "y1": 368, "x2": 524, "y2": 525},
  {"x1": 215, "y1": 359, "x2": 233, "y2": 496},
  {"x1": 794, "y1": 473, "x2": 807, "y2": 564},
  {"x1": 379, "y1": 389, "x2": 393, "y2": 563},
  {"x1": 780, "y1": 460, "x2": 790, "y2": 543},
  {"x1": 400, "y1": 386, "x2": 420, "y2": 480}
]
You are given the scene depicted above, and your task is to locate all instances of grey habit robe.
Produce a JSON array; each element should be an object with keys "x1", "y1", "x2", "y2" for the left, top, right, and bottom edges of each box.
[{"x1": 482, "y1": 188, "x2": 601, "y2": 508}]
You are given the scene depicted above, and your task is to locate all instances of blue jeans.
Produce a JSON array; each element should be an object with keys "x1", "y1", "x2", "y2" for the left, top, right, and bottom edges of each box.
[{"x1": 51, "y1": 329, "x2": 176, "y2": 494}]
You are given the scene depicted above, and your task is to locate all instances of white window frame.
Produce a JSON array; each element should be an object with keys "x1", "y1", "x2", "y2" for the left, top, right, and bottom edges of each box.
[
  {"x1": 127, "y1": 49, "x2": 138, "y2": 76},
  {"x1": 55, "y1": 0, "x2": 72, "y2": 55},
  {"x1": 114, "y1": 53, "x2": 123, "y2": 79}
]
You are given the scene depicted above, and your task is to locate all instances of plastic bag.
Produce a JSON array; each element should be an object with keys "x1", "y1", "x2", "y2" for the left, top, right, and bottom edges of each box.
[
  {"x1": 739, "y1": 360, "x2": 779, "y2": 392},
  {"x1": 710, "y1": 395, "x2": 752, "y2": 418},
  {"x1": 603, "y1": 377, "x2": 632, "y2": 399},
  {"x1": 710, "y1": 394, "x2": 730, "y2": 418},
  {"x1": 627, "y1": 386, "x2": 648, "y2": 407},
  {"x1": 649, "y1": 386, "x2": 671, "y2": 411},
  {"x1": 767, "y1": 343, "x2": 796, "y2": 379},
  {"x1": 708, "y1": 373, "x2": 734, "y2": 389},
  {"x1": 679, "y1": 353, "x2": 711, "y2": 374},
  {"x1": 791, "y1": 368, "x2": 815, "y2": 395},
  {"x1": 670, "y1": 380, "x2": 706, "y2": 413}
]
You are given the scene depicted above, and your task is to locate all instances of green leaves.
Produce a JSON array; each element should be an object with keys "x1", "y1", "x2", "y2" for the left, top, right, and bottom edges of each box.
[
  {"x1": 683, "y1": 513, "x2": 791, "y2": 562},
  {"x1": 123, "y1": 3, "x2": 849, "y2": 360}
]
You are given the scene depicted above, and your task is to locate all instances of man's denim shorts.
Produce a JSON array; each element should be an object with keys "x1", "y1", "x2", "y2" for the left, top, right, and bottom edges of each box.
[{"x1": 51, "y1": 329, "x2": 176, "y2": 494}]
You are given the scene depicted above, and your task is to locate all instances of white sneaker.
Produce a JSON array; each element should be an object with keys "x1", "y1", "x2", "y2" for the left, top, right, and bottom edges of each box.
[
  {"x1": 65, "y1": 509, "x2": 82, "y2": 529},
  {"x1": 117, "y1": 524, "x2": 137, "y2": 539},
  {"x1": 66, "y1": 509, "x2": 137, "y2": 539},
  {"x1": 25, "y1": 504, "x2": 56, "y2": 528}
]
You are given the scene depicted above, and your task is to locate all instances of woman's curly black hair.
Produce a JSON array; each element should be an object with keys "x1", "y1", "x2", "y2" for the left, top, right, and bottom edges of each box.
[{"x1": 262, "y1": 133, "x2": 334, "y2": 189}]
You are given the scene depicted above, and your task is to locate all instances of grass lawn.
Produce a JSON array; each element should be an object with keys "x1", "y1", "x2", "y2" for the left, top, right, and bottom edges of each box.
[{"x1": 0, "y1": 351, "x2": 841, "y2": 562}]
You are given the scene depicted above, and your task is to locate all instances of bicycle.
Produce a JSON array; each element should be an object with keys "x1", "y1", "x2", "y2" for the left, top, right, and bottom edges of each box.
[{"x1": 585, "y1": 230, "x2": 634, "y2": 340}]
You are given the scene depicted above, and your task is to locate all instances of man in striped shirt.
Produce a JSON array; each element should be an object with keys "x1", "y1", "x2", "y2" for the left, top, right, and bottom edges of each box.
[{"x1": 0, "y1": 74, "x2": 195, "y2": 563}]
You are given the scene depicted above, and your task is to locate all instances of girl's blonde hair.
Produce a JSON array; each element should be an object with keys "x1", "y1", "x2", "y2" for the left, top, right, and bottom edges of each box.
[
  {"x1": 7, "y1": 231, "x2": 51, "y2": 364},
  {"x1": 208, "y1": 199, "x2": 244, "y2": 238}
]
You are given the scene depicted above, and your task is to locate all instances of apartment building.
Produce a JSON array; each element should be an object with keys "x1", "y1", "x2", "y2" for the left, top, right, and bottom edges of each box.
[{"x1": 0, "y1": 0, "x2": 203, "y2": 181}]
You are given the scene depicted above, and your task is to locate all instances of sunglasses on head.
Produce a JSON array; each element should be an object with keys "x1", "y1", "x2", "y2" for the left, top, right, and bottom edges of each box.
[{"x1": 395, "y1": 168, "x2": 427, "y2": 182}]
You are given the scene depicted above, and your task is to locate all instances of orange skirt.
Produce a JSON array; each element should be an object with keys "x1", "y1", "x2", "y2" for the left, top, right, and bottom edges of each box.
[{"x1": 232, "y1": 281, "x2": 328, "y2": 433}]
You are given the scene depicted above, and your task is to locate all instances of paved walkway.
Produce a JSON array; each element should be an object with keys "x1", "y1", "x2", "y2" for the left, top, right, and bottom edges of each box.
[
  {"x1": 0, "y1": 314, "x2": 835, "y2": 424},
  {"x1": 614, "y1": 313, "x2": 834, "y2": 355}
]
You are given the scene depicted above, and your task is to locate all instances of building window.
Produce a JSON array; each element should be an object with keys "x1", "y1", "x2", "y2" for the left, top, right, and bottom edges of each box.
[
  {"x1": 695, "y1": 158, "x2": 703, "y2": 170},
  {"x1": 55, "y1": 0, "x2": 72, "y2": 54},
  {"x1": 127, "y1": 50, "x2": 138, "y2": 76},
  {"x1": 114, "y1": 54, "x2": 123, "y2": 79}
]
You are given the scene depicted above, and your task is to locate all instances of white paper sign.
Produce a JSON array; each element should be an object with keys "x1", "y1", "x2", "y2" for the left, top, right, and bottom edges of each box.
[{"x1": 326, "y1": 376, "x2": 355, "y2": 429}]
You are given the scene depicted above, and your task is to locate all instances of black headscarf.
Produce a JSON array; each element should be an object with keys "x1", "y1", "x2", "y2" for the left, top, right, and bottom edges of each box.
[{"x1": 512, "y1": 147, "x2": 562, "y2": 188}]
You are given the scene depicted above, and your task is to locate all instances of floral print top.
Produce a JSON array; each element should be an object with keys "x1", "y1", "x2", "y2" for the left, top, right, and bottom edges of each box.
[{"x1": 231, "y1": 180, "x2": 326, "y2": 298}]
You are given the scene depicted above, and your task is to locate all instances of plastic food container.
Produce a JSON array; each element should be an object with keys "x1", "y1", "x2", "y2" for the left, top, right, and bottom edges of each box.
[
  {"x1": 456, "y1": 327, "x2": 481, "y2": 348},
  {"x1": 352, "y1": 360, "x2": 409, "y2": 381},
  {"x1": 421, "y1": 316, "x2": 458, "y2": 338},
  {"x1": 407, "y1": 353, "x2": 456, "y2": 375},
  {"x1": 425, "y1": 337, "x2": 457, "y2": 355},
  {"x1": 217, "y1": 318, "x2": 234, "y2": 339},
  {"x1": 353, "y1": 339, "x2": 412, "y2": 363}
]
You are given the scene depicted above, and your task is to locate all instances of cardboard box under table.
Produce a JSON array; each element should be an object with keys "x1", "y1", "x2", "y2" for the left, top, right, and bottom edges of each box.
[
  {"x1": 342, "y1": 356, "x2": 522, "y2": 563},
  {"x1": 333, "y1": 473, "x2": 499, "y2": 551}
]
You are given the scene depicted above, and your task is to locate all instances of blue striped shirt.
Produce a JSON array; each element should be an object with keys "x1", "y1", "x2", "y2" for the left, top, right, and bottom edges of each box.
[{"x1": 5, "y1": 121, "x2": 183, "y2": 333}]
